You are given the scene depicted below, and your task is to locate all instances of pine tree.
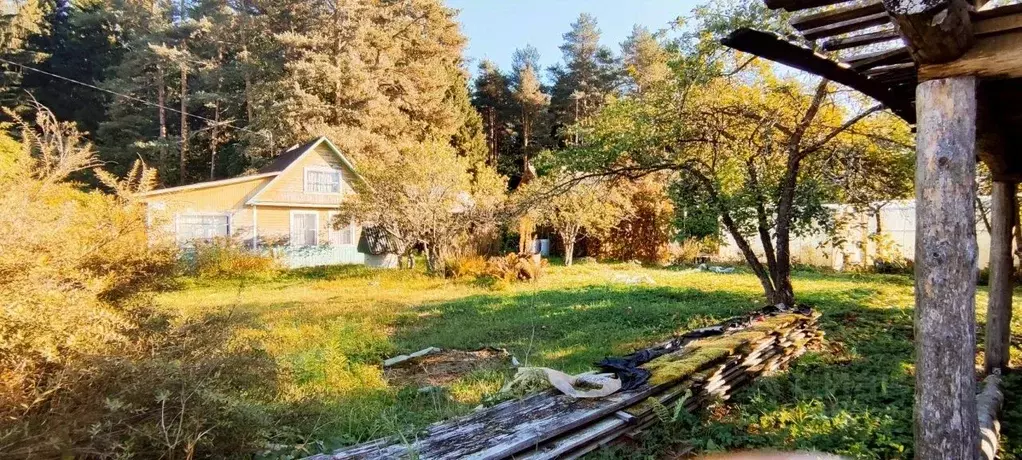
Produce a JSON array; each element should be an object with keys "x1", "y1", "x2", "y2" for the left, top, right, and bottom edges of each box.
[
  {"x1": 621, "y1": 25, "x2": 670, "y2": 94},
  {"x1": 0, "y1": 0, "x2": 46, "y2": 109},
  {"x1": 9, "y1": 1, "x2": 122, "y2": 134},
  {"x1": 510, "y1": 45, "x2": 548, "y2": 181},
  {"x1": 547, "y1": 13, "x2": 620, "y2": 140},
  {"x1": 471, "y1": 59, "x2": 513, "y2": 167},
  {"x1": 249, "y1": 0, "x2": 482, "y2": 166},
  {"x1": 95, "y1": 0, "x2": 176, "y2": 180}
]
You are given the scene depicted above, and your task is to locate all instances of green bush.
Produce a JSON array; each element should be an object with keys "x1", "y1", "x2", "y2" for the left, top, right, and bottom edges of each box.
[{"x1": 186, "y1": 237, "x2": 281, "y2": 280}]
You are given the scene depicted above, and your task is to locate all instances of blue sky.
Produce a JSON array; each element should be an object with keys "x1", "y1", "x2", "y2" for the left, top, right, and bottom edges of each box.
[{"x1": 448, "y1": 0, "x2": 703, "y2": 78}]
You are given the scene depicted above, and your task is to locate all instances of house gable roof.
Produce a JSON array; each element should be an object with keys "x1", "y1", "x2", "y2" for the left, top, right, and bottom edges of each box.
[
  {"x1": 138, "y1": 172, "x2": 278, "y2": 197},
  {"x1": 246, "y1": 136, "x2": 365, "y2": 206},
  {"x1": 139, "y1": 136, "x2": 363, "y2": 201},
  {"x1": 256, "y1": 138, "x2": 323, "y2": 174}
]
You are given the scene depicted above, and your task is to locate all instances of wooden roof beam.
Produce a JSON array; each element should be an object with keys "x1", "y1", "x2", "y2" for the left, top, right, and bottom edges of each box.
[
  {"x1": 803, "y1": 12, "x2": 892, "y2": 40},
  {"x1": 883, "y1": 0, "x2": 974, "y2": 64},
  {"x1": 791, "y1": 1, "x2": 886, "y2": 31},
  {"x1": 847, "y1": 46, "x2": 912, "y2": 70},
  {"x1": 863, "y1": 61, "x2": 916, "y2": 77},
  {"x1": 720, "y1": 28, "x2": 915, "y2": 122},
  {"x1": 973, "y1": 7, "x2": 1022, "y2": 37},
  {"x1": 918, "y1": 28, "x2": 1022, "y2": 80},
  {"x1": 765, "y1": 0, "x2": 849, "y2": 12},
  {"x1": 821, "y1": 26, "x2": 902, "y2": 50}
]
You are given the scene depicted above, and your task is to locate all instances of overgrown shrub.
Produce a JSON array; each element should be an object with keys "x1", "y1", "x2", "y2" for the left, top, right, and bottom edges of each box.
[
  {"x1": 598, "y1": 176, "x2": 675, "y2": 264},
  {"x1": 666, "y1": 237, "x2": 713, "y2": 265},
  {"x1": 484, "y1": 253, "x2": 547, "y2": 283},
  {"x1": 186, "y1": 237, "x2": 281, "y2": 279},
  {"x1": 0, "y1": 105, "x2": 276, "y2": 457},
  {"x1": 869, "y1": 232, "x2": 912, "y2": 275},
  {"x1": 443, "y1": 254, "x2": 488, "y2": 279}
]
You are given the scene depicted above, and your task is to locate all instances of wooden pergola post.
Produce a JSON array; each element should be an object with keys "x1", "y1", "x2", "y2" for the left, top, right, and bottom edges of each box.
[
  {"x1": 985, "y1": 180, "x2": 1015, "y2": 373},
  {"x1": 914, "y1": 76, "x2": 980, "y2": 460}
]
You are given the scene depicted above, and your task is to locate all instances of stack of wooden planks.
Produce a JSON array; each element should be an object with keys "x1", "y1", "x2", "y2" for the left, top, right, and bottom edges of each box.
[{"x1": 312, "y1": 310, "x2": 822, "y2": 460}]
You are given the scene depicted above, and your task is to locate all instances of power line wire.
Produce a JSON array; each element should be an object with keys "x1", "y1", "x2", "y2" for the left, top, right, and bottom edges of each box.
[{"x1": 0, "y1": 56, "x2": 269, "y2": 139}]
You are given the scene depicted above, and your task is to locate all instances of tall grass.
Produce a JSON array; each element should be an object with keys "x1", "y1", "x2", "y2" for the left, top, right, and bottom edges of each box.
[{"x1": 185, "y1": 237, "x2": 281, "y2": 280}]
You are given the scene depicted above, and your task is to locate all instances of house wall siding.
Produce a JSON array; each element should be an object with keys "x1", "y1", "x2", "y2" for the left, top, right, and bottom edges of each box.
[
  {"x1": 254, "y1": 143, "x2": 357, "y2": 205},
  {"x1": 256, "y1": 207, "x2": 361, "y2": 246},
  {"x1": 144, "y1": 177, "x2": 270, "y2": 243}
]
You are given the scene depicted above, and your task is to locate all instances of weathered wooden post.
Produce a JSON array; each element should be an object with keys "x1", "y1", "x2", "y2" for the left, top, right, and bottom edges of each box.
[
  {"x1": 884, "y1": 0, "x2": 980, "y2": 456},
  {"x1": 913, "y1": 76, "x2": 980, "y2": 460},
  {"x1": 986, "y1": 181, "x2": 1015, "y2": 373}
]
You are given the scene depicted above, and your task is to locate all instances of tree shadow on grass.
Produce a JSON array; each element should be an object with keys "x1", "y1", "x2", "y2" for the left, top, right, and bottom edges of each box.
[{"x1": 390, "y1": 285, "x2": 764, "y2": 373}]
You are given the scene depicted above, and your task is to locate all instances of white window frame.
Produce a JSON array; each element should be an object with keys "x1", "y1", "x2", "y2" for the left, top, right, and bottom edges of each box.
[
  {"x1": 328, "y1": 211, "x2": 356, "y2": 246},
  {"x1": 174, "y1": 212, "x2": 231, "y2": 245},
  {"x1": 289, "y1": 210, "x2": 320, "y2": 247},
  {"x1": 303, "y1": 166, "x2": 343, "y2": 195}
]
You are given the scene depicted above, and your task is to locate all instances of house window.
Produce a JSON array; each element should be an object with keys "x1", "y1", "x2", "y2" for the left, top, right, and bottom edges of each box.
[
  {"x1": 305, "y1": 168, "x2": 341, "y2": 194},
  {"x1": 329, "y1": 212, "x2": 356, "y2": 246},
  {"x1": 290, "y1": 212, "x2": 319, "y2": 247},
  {"x1": 176, "y1": 214, "x2": 229, "y2": 244}
]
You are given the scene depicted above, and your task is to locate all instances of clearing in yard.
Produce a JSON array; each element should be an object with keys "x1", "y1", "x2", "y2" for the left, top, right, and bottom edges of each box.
[{"x1": 157, "y1": 263, "x2": 1022, "y2": 458}]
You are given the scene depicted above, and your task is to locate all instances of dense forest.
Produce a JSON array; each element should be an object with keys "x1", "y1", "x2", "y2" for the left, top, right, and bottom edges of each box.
[
  {"x1": 0, "y1": 0, "x2": 665, "y2": 189},
  {"x1": 1, "y1": 0, "x2": 485, "y2": 185}
]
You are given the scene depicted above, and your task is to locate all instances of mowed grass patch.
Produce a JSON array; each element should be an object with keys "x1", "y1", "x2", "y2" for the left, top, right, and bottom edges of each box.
[{"x1": 156, "y1": 263, "x2": 1022, "y2": 458}]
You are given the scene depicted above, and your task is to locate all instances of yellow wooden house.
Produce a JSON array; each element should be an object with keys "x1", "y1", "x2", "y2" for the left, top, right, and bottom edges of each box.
[{"x1": 141, "y1": 136, "x2": 393, "y2": 268}]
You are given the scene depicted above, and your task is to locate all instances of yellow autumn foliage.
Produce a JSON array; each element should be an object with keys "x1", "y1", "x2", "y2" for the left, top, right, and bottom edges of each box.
[{"x1": 0, "y1": 106, "x2": 275, "y2": 457}]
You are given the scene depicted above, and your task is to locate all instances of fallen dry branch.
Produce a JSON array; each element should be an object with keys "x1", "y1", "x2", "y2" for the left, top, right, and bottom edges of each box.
[{"x1": 311, "y1": 310, "x2": 822, "y2": 460}]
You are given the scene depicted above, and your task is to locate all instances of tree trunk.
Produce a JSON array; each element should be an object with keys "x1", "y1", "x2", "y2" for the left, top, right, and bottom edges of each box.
[
  {"x1": 488, "y1": 106, "x2": 497, "y2": 165},
  {"x1": 985, "y1": 181, "x2": 1015, "y2": 373},
  {"x1": 332, "y1": 5, "x2": 343, "y2": 125},
  {"x1": 769, "y1": 153, "x2": 803, "y2": 307},
  {"x1": 562, "y1": 227, "x2": 577, "y2": 266},
  {"x1": 977, "y1": 195, "x2": 993, "y2": 235},
  {"x1": 210, "y1": 47, "x2": 223, "y2": 181},
  {"x1": 425, "y1": 241, "x2": 442, "y2": 274},
  {"x1": 209, "y1": 104, "x2": 220, "y2": 180},
  {"x1": 748, "y1": 160, "x2": 780, "y2": 285},
  {"x1": 157, "y1": 62, "x2": 167, "y2": 172},
  {"x1": 1012, "y1": 192, "x2": 1022, "y2": 280},
  {"x1": 771, "y1": 80, "x2": 828, "y2": 307},
  {"x1": 913, "y1": 76, "x2": 979, "y2": 460},
  {"x1": 685, "y1": 165, "x2": 778, "y2": 302},
  {"x1": 719, "y1": 211, "x2": 777, "y2": 301},
  {"x1": 241, "y1": 0, "x2": 253, "y2": 124},
  {"x1": 179, "y1": 58, "x2": 188, "y2": 185}
]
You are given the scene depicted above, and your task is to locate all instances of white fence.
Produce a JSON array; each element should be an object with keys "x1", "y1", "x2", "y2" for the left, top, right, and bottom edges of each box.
[
  {"x1": 270, "y1": 245, "x2": 367, "y2": 268},
  {"x1": 718, "y1": 199, "x2": 995, "y2": 270}
]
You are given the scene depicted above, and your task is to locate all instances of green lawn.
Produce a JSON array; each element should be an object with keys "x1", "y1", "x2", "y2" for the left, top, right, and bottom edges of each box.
[{"x1": 157, "y1": 263, "x2": 1022, "y2": 459}]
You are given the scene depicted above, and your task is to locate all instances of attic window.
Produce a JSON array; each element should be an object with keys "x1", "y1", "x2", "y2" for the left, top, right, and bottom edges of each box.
[{"x1": 305, "y1": 168, "x2": 341, "y2": 194}]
